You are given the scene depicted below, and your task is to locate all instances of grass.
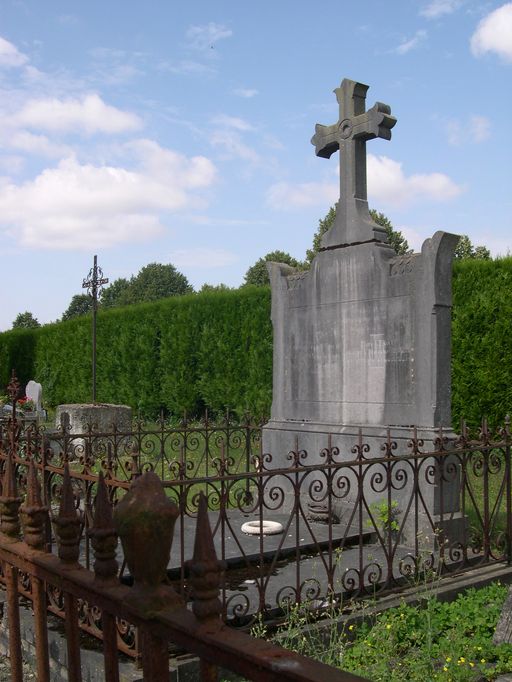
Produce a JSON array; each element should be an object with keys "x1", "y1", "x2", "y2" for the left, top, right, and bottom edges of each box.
[{"x1": 249, "y1": 581, "x2": 512, "y2": 681}]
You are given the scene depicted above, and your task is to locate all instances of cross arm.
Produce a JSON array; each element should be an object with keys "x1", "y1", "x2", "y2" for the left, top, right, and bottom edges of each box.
[
  {"x1": 355, "y1": 102, "x2": 397, "y2": 141},
  {"x1": 311, "y1": 123, "x2": 339, "y2": 159}
]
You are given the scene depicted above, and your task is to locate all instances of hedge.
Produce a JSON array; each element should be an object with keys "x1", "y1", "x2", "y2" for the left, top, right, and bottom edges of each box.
[
  {"x1": 0, "y1": 286, "x2": 272, "y2": 419},
  {"x1": 2, "y1": 258, "x2": 512, "y2": 426}
]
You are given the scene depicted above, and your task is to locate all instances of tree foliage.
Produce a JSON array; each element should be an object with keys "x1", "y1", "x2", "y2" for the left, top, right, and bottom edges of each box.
[
  {"x1": 454, "y1": 235, "x2": 491, "y2": 260},
  {"x1": 62, "y1": 294, "x2": 92, "y2": 321},
  {"x1": 306, "y1": 206, "x2": 409, "y2": 262},
  {"x1": 99, "y1": 263, "x2": 193, "y2": 308},
  {"x1": 100, "y1": 277, "x2": 131, "y2": 308},
  {"x1": 12, "y1": 311, "x2": 40, "y2": 329},
  {"x1": 244, "y1": 250, "x2": 304, "y2": 287},
  {"x1": 199, "y1": 283, "x2": 233, "y2": 293}
]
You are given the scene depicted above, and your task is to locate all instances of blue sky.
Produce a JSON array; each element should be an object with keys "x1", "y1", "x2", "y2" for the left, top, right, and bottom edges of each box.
[{"x1": 0, "y1": 0, "x2": 511, "y2": 330}]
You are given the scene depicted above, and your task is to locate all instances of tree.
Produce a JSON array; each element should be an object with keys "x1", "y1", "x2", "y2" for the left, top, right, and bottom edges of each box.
[
  {"x1": 199, "y1": 283, "x2": 233, "y2": 293},
  {"x1": 100, "y1": 277, "x2": 131, "y2": 308},
  {"x1": 369, "y1": 210, "x2": 409, "y2": 256},
  {"x1": 123, "y1": 263, "x2": 193, "y2": 304},
  {"x1": 243, "y1": 251, "x2": 305, "y2": 287},
  {"x1": 62, "y1": 294, "x2": 93, "y2": 321},
  {"x1": 306, "y1": 206, "x2": 409, "y2": 263},
  {"x1": 12, "y1": 311, "x2": 40, "y2": 329},
  {"x1": 454, "y1": 235, "x2": 491, "y2": 260}
]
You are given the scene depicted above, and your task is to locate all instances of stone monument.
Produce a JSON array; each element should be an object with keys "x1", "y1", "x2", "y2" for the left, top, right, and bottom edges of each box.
[{"x1": 262, "y1": 78, "x2": 461, "y2": 541}]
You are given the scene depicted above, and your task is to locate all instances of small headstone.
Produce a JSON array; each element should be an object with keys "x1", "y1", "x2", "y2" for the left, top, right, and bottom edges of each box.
[{"x1": 25, "y1": 380, "x2": 44, "y2": 418}]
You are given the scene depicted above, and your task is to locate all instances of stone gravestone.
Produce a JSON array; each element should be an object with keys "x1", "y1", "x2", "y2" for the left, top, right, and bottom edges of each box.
[
  {"x1": 25, "y1": 380, "x2": 45, "y2": 420},
  {"x1": 262, "y1": 78, "x2": 462, "y2": 542}
]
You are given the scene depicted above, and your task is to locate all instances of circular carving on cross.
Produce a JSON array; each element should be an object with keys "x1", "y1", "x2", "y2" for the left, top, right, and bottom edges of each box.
[{"x1": 338, "y1": 118, "x2": 353, "y2": 139}]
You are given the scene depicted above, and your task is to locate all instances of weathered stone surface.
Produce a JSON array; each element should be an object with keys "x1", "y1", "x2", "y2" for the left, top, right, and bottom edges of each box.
[
  {"x1": 311, "y1": 78, "x2": 396, "y2": 247},
  {"x1": 494, "y1": 585, "x2": 512, "y2": 645},
  {"x1": 265, "y1": 231, "x2": 458, "y2": 436},
  {"x1": 55, "y1": 403, "x2": 132, "y2": 434},
  {"x1": 262, "y1": 78, "x2": 460, "y2": 542}
]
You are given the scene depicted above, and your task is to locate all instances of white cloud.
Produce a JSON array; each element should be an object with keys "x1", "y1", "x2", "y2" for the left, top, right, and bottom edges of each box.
[
  {"x1": 13, "y1": 94, "x2": 142, "y2": 135},
  {"x1": 445, "y1": 115, "x2": 491, "y2": 145},
  {"x1": 395, "y1": 30, "x2": 427, "y2": 54},
  {"x1": 367, "y1": 154, "x2": 464, "y2": 206},
  {"x1": 266, "y1": 181, "x2": 337, "y2": 209},
  {"x1": 266, "y1": 155, "x2": 463, "y2": 210},
  {"x1": 420, "y1": 0, "x2": 462, "y2": 19},
  {"x1": 0, "y1": 37, "x2": 29, "y2": 68},
  {"x1": 186, "y1": 22, "x2": 233, "y2": 50},
  {"x1": 0, "y1": 155, "x2": 24, "y2": 175},
  {"x1": 469, "y1": 115, "x2": 491, "y2": 142},
  {"x1": 127, "y1": 138, "x2": 216, "y2": 188},
  {"x1": 471, "y1": 3, "x2": 512, "y2": 61},
  {"x1": 233, "y1": 88, "x2": 259, "y2": 98},
  {"x1": 157, "y1": 59, "x2": 215, "y2": 76},
  {"x1": 0, "y1": 143, "x2": 217, "y2": 249},
  {"x1": 210, "y1": 130, "x2": 261, "y2": 164},
  {"x1": 211, "y1": 114, "x2": 255, "y2": 131},
  {"x1": 168, "y1": 248, "x2": 238, "y2": 268},
  {"x1": 8, "y1": 131, "x2": 73, "y2": 158}
]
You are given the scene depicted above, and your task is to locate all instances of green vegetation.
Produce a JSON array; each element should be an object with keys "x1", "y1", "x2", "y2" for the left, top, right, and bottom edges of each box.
[
  {"x1": 12, "y1": 311, "x2": 40, "y2": 329},
  {"x1": 2, "y1": 250, "x2": 511, "y2": 427},
  {"x1": 451, "y1": 257, "x2": 512, "y2": 427},
  {"x1": 0, "y1": 286, "x2": 272, "y2": 419},
  {"x1": 255, "y1": 582, "x2": 512, "y2": 681},
  {"x1": 454, "y1": 235, "x2": 491, "y2": 261},
  {"x1": 243, "y1": 250, "x2": 305, "y2": 287}
]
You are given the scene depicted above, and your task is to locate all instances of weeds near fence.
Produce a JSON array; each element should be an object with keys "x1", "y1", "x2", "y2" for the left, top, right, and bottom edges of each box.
[{"x1": 252, "y1": 582, "x2": 512, "y2": 681}]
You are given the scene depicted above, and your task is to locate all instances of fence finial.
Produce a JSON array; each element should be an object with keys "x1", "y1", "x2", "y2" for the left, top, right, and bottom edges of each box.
[
  {"x1": 20, "y1": 459, "x2": 48, "y2": 549},
  {"x1": 89, "y1": 472, "x2": 118, "y2": 584},
  {"x1": 53, "y1": 463, "x2": 81, "y2": 566},
  {"x1": 186, "y1": 492, "x2": 225, "y2": 622},
  {"x1": 113, "y1": 471, "x2": 182, "y2": 615},
  {"x1": 0, "y1": 452, "x2": 21, "y2": 539}
]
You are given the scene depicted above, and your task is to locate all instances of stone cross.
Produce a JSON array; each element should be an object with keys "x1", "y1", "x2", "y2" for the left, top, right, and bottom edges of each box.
[
  {"x1": 311, "y1": 78, "x2": 397, "y2": 248},
  {"x1": 82, "y1": 255, "x2": 109, "y2": 403}
]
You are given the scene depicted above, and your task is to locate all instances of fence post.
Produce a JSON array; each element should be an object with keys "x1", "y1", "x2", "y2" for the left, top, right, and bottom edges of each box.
[
  {"x1": 20, "y1": 459, "x2": 50, "y2": 682},
  {"x1": 113, "y1": 471, "x2": 184, "y2": 680},
  {"x1": 0, "y1": 449, "x2": 23, "y2": 682},
  {"x1": 54, "y1": 463, "x2": 83, "y2": 682},
  {"x1": 89, "y1": 471, "x2": 120, "y2": 682},
  {"x1": 186, "y1": 491, "x2": 226, "y2": 682}
]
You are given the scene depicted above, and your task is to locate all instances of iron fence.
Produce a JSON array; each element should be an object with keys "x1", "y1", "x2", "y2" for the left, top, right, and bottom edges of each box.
[
  {"x1": 0, "y1": 455, "x2": 368, "y2": 682},
  {"x1": 1, "y1": 406, "x2": 511, "y2": 662}
]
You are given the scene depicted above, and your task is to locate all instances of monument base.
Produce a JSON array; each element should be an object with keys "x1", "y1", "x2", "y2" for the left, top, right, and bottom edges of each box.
[
  {"x1": 55, "y1": 404, "x2": 132, "y2": 434},
  {"x1": 262, "y1": 419, "x2": 464, "y2": 545}
]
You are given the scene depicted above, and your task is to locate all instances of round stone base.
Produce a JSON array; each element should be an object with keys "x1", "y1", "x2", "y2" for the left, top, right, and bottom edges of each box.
[
  {"x1": 55, "y1": 403, "x2": 132, "y2": 434},
  {"x1": 241, "y1": 520, "x2": 284, "y2": 536}
]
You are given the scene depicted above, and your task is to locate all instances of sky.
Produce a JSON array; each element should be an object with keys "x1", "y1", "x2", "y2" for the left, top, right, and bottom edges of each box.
[{"x1": 0, "y1": 0, "x2": 511, "y2": 331}]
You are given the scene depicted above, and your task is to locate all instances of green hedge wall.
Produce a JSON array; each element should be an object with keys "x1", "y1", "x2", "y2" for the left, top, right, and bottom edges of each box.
[
  {"x1": 451, "y1": 257, "x2": 512, "y2": 428},
  {"x1": 0, "y1": 286, "x2": 272, "y2": 418},
  {"x1": 2, "y1": 258, "x2": 512, "y2": 426}
]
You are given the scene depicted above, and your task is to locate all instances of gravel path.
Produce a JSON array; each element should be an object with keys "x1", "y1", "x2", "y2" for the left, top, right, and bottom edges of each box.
[{"x1": 0, "y1": 654, "x2": 36, "y2": 680}]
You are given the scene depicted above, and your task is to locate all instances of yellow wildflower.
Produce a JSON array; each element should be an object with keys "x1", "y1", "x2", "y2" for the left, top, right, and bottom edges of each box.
[{"x1": 386, "y1": 624, "x2": 391, "y2": 630}]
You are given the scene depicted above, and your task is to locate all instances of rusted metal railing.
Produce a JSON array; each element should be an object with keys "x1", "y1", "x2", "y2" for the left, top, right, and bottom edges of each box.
[
  {"x1": 1, "y1": 384, "x2": 511, "y2": 662},
  {"x1": 0, "y1": 450, "x2": 369, "y2": 682}
]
